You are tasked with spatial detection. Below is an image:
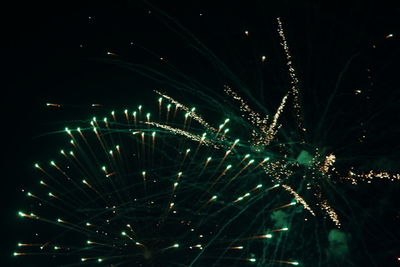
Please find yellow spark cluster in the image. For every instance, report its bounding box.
[344,170,400,185]
[318,197,341,228]
[320,154,336,174]
[224,86,288,147]
[155,90,217,132]
[144,121,221,149]
[276,17,305,134]
[282,185,316,216]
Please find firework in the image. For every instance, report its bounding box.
[15,100,301,266]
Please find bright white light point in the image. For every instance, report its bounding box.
[152,132,156,137]
[178,172,182,177]
[261,55,266,62]
[173,243,179,247]
[186,149,190,153]
[103,117,107,122]
[92,117,97,122]
[249,159,255,164]
[124,109,128,114]
[264,234,272,238]
[50,161,55,166]
[224,118,230,123]
[121,231,126,236]
[174,182,178,187]
[244,193,250,197]
[291,262,299,265]
[86,222,91,226]
[212,195,217,200]
[244,30,249,35]
[35,163,39,168]
[191,107,196,112]
[98,259,103,262]
[224,128,229,133]
[263,157,270,161]
[146,113,150,119]
[256,184,262,188]
[290,201,297,205]
[226,165,232,169]
[111,111,115,115]
[207,157,212,161]
[234,139,239,144]
[138,105,142,110]
[282,227,289,231]
[102,166,106,171]
[249,258,256,262]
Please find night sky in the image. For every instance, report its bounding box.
[3,1,400,266]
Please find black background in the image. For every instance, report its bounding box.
[3,0,400,266]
